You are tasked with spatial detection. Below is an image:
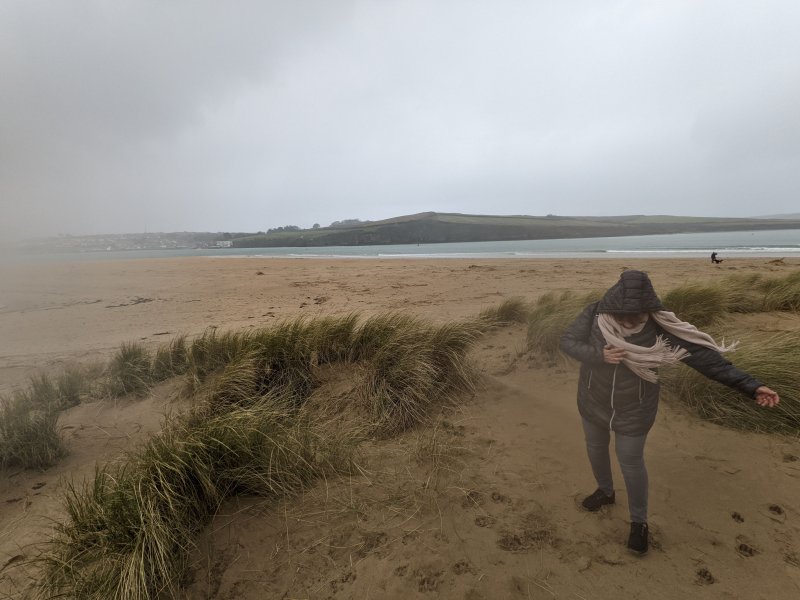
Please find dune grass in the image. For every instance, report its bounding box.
[183,320,323,401]
[526,290,602,358]
[662,330,800,434]
[105,342,153,397]
[661,282,730,327]
[53,367,90,409]
[662,271,800,326]
[39,396,354,600]
[27,369,90,411]
[183,313,481,432]
[0,366,96,470]
[478,297,531,326]
[150,335,189,382]
[36,310,484,598]
[358,317,482,434]
[759,271,800,312]
[0,388,64,470]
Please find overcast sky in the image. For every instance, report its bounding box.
[1,1,799,239]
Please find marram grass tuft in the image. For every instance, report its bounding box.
[38,396,354,600]
[663,329,800,434]
[478,297,531,327]
[36,309,486,598]
[105,341,152,397]
[526,290,602,358]
[0,389,64,470]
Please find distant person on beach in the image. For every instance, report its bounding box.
[711,252,722,263]
[559,270,779,556]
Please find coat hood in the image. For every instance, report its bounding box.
[597,270,664,314]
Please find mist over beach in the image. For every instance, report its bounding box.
[2,1,800,598]
[2,2,800,239]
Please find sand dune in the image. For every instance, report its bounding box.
[1,256,799,598]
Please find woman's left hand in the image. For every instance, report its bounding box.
[755,386,780,407]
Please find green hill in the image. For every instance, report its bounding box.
[232,212,800,248]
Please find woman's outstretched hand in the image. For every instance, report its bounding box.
[755,386,780,407]
[603,345,626,364]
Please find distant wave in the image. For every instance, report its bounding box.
[376,252,516,258]
[606,247,800,254]
[286,253,372,259]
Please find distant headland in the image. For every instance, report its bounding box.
[16,212,800,253]
[229,212,800,248]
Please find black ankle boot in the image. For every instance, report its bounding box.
[627,522,648,554]
[581,488,615,511]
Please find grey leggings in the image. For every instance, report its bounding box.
[582,417,649,523]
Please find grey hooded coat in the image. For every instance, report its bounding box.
[559,271,763,436]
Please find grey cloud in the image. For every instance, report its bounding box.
[2,1,799,239]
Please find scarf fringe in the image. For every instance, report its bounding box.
[650,311,739,353]
[597,311,736,383]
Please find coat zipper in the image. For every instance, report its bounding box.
[609,365,618,431]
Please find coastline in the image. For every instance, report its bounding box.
[7,227,800,263]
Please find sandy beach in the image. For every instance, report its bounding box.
[1,256,799,598]
[3,256,796,392]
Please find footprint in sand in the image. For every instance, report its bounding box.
[695,567,716,585]
[760,504,787,523]
[357,531,387,557]
[475,515,496,528]
[736,535,760,557]
[462,490,485,508]
[327,570,356,594]
[452,559,477,575]
[496,512,555,552]
[491,491,512,505]
[731,512,744,523]
[413,566,443,592]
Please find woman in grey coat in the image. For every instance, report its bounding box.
[559,270,780,555]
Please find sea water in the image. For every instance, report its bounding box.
[7,229,800,262]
